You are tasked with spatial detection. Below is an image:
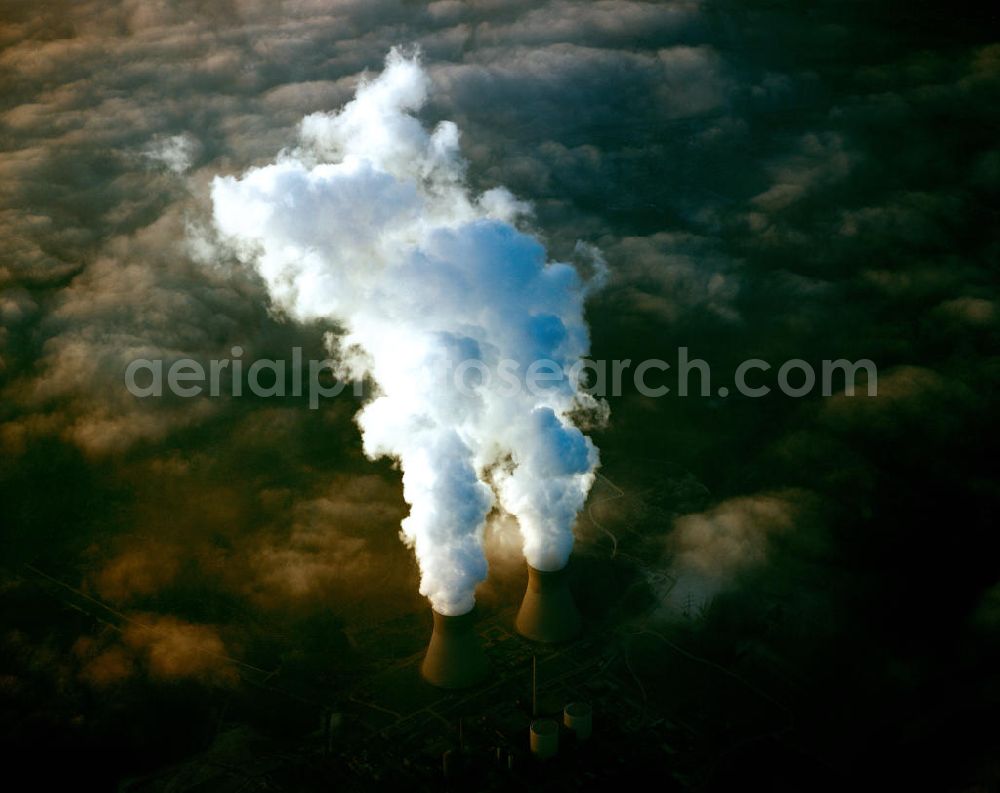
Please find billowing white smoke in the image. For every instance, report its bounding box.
[211,49,603,616]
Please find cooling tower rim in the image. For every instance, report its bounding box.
[564,701,591,717]
[430,607,478,631]
[526,562,570,577]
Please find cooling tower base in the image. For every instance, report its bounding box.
[515,564,581,643]
[421,608,489,689]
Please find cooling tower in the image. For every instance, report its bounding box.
[421,608,490,689]
[515,564,582,643]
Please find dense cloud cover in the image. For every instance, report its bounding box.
[1,0,998,787]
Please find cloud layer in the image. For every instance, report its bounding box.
[1,0,999,785]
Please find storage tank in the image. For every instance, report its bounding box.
[563,701,592,741]
[529,718,559,759]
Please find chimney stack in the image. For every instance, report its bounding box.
[515,564,581,643]
[421,608,489,689]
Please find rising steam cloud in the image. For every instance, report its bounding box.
[211,49,603,616]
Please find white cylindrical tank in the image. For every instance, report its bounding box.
[563,701,592,741]
[529,718,559,759]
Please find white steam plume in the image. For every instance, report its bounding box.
[211,49,603,615]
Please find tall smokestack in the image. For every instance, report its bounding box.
[515,564,581,643]
[421,609,489,689]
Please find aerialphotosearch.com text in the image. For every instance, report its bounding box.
[124,347,878,408]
